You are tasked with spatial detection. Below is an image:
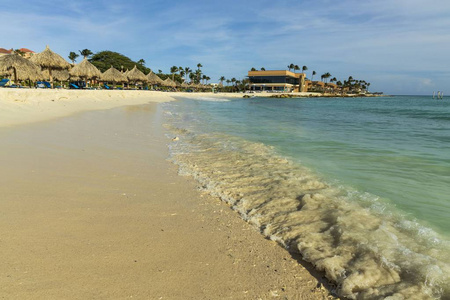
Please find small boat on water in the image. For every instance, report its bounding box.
[433,91,444,99]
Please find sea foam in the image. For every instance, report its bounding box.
[164,119,450,299]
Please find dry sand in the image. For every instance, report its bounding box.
[0,89,332,299]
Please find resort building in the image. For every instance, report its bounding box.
[18,48,35,58]
[0,48,12,56]
[0,47,35,58]
[247,70,306,92]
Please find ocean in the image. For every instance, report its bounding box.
[162,95,450,299]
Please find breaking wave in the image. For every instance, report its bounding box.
[164,121,450,299]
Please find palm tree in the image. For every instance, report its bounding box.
[79,49,93,59]
[219,76,225,85]
[311,71,316,81]
[206,76,211,84]
[302,65,308,74]
[201,74,207,84]
[251,67,256,71]
[179,69,185,80]
[196,64,202,83]
[184,67,191,82]
[261,67,266,71]
[137,59,145,66]
[194,69,202,83]
[158,69,162,74]
[288,63,295,71]
[68,52,79,65]
[226,79,231,86]
[322,72,331,83]
[170,66,178,81]
[189,72,196,82]
[294,65,300,73]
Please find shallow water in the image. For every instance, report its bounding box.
[163,96,450,299]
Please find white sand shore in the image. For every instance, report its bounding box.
[0,89,243,128]
[0,89,331,299]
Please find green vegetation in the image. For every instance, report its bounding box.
[79,49,93,59]
[88,51,151,74]
[68,52,79,65]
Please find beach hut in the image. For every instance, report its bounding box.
[69,58,102,85]
[41,69,70,88]
[42,69,70,81]
[30,46,70,88]
[126,65,147,88]
[0,53,41,84]
[101,66,128,88]
[162,77,177,88]
[146,71,164,86]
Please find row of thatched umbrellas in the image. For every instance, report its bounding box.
[0,46,211,89]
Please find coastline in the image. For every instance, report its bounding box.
[0,89,244,128]
[0,90,331,299]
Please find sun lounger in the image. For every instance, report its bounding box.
[36,81,51,88]
[70,83,80,89]
[103,84,111,89]
[0,78,10,87]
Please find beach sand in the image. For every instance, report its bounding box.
[0,89,331,299]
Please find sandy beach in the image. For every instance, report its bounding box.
[0,89,331,299]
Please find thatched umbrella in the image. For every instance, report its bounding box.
[181,81,189,88]
[126,65,147,87]
[0,53,41,84]
[42,69,69,81]
[30,45,70,88]
[146,71,164,85]
[163,77,177,88]
[41,69,69,88]
[69,58,102,85]
[101,66,128,88]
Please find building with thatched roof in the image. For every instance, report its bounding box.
[101,66,128,88]
[30,46,70,88]
[42,69,70,81]
[0,53,41,83]
[162,78,177,88]
[146,71,164,85]
[69,58,102,81]
[126,66,147,84]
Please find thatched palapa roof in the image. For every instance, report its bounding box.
[42,69,70,81]
[163,77,177,87]
[69,58,102,79]
[0,53,41,82]
[30,45,70,70]
[30,45,70,87]
[126,65,147,83]
[146,71,164,85]
[101,66,128,83]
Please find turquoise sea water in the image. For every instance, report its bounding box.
[163,95,450,299]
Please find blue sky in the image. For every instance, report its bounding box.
[1,0,449,95]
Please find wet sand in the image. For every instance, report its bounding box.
[0,91,331,299]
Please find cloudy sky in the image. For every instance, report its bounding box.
[2,0,449,95]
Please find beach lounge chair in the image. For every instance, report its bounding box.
[70,83,80,89]
[0,78,10,87]
[103,83,111,89]
[36,81,51,88]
